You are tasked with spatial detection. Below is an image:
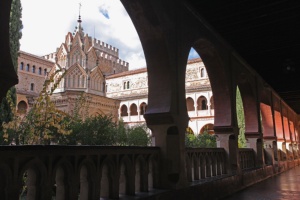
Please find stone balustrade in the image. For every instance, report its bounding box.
[238,148,256,170]
[0,145,160,200]
[185,148,227,181]
[1,145,299,200]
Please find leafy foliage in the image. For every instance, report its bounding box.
[185,130,217,148]
[63,115,117,145]
[2,69,71,145]
[236,87,247,148]
[125,124,151,146]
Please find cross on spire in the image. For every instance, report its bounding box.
[79,2,82,16]
[77,2,82,23]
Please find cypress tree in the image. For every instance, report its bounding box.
[0,0,23,142]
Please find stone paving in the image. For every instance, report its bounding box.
[222,165,300,200]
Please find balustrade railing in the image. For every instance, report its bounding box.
[278,149,287,161]
[238,148,255,170]
[0,145,160,200]
[185,148,227,182]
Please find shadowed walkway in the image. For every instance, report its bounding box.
[222,165,300,200]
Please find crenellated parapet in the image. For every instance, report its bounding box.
[93,38,119,57]
[97,50,129,74]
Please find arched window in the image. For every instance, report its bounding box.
[186,97,194,111]
[30,83,35,91]
[17,100,27,114]
[197,96,208,110]
[200,68,205,77]
[38,67,42,75]
[20,62,24,70]
[139,102,147,115]
[120,105,128,116]
[44,69,47,76]
[130,104,138,116]
[123,81,130,90]
[32,65,36,73]
[26,64,30,71]
[201,100,207,110]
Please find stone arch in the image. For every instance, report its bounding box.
[52,159,74,200]
[78,159,97,200]
[197,96,207,110]
[130,103,138,116]
[199,123,214,134]
[192,39,233,128]
[17,100,28,114]
[120,104,128,116]
[139,102,147,115]
[18,158,48,200]
[100,157,116,199]
[148,154,159,190]
[135,155,147,193]
[186,127,194,135]
[186,97,194,111]
[119,155,134,196]
[237,73,260,134]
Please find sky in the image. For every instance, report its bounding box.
[20,0,199,70]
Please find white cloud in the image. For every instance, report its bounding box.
[20,0,146,70]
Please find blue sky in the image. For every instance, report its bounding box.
[20,0,199,70]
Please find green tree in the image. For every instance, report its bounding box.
[236,87,247,148]
[2,70,71,145]
[185,130,217,148]
[64,115,117,145]
[126,124,151,146]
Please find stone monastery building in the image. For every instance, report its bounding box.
[16,15,214,134]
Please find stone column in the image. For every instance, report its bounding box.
[215,126,239,174]
[277,139,287,161]
[246,136,264,167]
[145,113,189,189]
[263,138,278,165]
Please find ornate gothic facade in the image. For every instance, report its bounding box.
[106,58,214,134]
[16,16,214,133]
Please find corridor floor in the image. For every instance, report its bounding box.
[222,165,300,200]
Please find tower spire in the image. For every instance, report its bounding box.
[78,2,82,23]
[73,2,84,36]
